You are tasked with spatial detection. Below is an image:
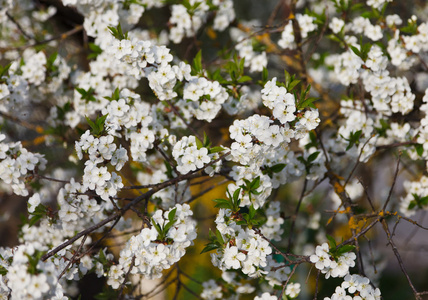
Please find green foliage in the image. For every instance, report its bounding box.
[85,114,108,137]
[283,69,301,93]
[28,204,47,228]
[350,42,372,61]
[224,54,252,85]
[304,131,319,150]
[151,208,177,241]
[212,187,241,211]
[76,87,96,102]
[108,23,128,40]
[297,151,320,173]
[240,176,262,202]
[262,163,286,178]
[200,228,225,254]
[191,50,203,76]
[342,130,362,151]
[236,204,264,228]
[26,251,44,275]
[0,63,11,83]
[326,235,355,259]
[46,52,58,73]
[415,144,424,157]
[88,43,103,60]
[0,265,7,276]
[104,88,121,101]
[295,84,318,110]
[374,119,390,137]
[195,132,225,154]
[408,194,428,210]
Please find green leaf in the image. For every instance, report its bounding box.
[287,79,301,91]
[192,50,203,75]
[168,207,177,222]
[46,52,58,72]
[307,151,320,163]
[237,75,252,83]
[297,96,318,110]
[415,144,424,157]
[215,229,224,244]
[200,242,221,254]
[0,265,6,276]
[96,114,108,128]
[408,201,417,210]
[163,219,176,233]
[195,136,203,149]
[262,67,268,83]
[249,205,256,219]
[203,132,211,147]
[232,188,241,204]
[337,245,356,256]
[98,249,108,264]
[76,87,96,102]
[108,23,128,40]
[284,69,291,86]
[0,63,11,79]
[212,198,233,209]
[208,146,225,154]
[345,130,362,151]
[326,235,337,249]
[271,164,286,173]
[250,176,261,190]
[164,160,173,179]
[88,43,102,59]
[151,218,163,236]
[105,88,120,101]
[28,214,43,227]
[208,228,216,240]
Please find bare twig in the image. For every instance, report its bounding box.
[287,178,308,252]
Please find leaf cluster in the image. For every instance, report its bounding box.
[108,23,128,40]
[195,132,225,154]
[151,208,177,242]
[326,235,355,260]
[85,114,108,137]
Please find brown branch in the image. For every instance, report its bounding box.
[287,177,308,252]
[382,153,401,211]
[381,219,421,300]
[58,234,88,280]
[41,151,231,261]
[0,25,83,52]
[6,12,35,41]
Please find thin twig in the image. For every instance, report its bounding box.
[382,153,401,211]
[6,12,35,41]
[0,25,83,52]
[58,235,88,280]
[117,256,136,300]
[287,178,308,252]
[381,220,421,300]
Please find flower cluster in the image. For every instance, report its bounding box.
[231,25,268,73]
[278,14,318,50]
[172,135,212,174]
[0,134,46,196]
[3,0,428,298]
[310,243,356,279]
[324,274,381,300]
[107,204,197,287]
[211,209,272,276]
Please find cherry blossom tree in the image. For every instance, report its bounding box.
[1,0,428,299]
